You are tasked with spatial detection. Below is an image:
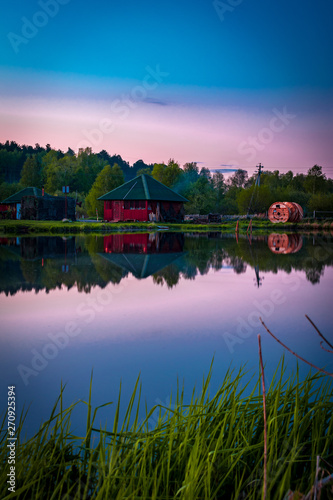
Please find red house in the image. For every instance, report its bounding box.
[98,174,188,222]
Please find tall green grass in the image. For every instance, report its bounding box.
[1,360,332,499]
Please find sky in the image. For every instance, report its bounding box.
[1,0,333,176]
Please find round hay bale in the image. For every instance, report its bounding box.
[268,202,290,223]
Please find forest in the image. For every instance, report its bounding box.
[0,140,332,217]
[1,233,332,295]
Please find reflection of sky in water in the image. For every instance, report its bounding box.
[0,234,332,437]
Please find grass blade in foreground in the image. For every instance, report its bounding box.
[0,360,332,499]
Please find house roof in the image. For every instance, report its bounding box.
[98,252,185,279]
[98,174,188,202]
[1,187,51,204]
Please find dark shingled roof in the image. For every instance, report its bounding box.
[98,174,188,202]
[1,187,52,204]
[98,252,185,279]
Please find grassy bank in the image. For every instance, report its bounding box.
[1,362,332,499]
[0,219,332,236]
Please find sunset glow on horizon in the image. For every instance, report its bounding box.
[1,0,332,176]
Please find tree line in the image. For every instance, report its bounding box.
[1,233,332,295]
[0,141,332,217]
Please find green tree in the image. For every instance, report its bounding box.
[133,159,152,176]
[0,149,25,183]
[237,185,274,214]
[85,164,124,217]
[304,165,327,194]
[137,167,152,176]
[219,197,239,215]
[212,172,226,212]
[308,193,333,213]
[199,167,211,179]
[290,173,306,192]
[279,170,294,188]
[227,169,248,188]
[44,155,76,194]
[20,156,42,187]
[220,186,241,215]
[184,176,216,214]
[163,160,183,187]
[75,148,106,194]
[0,182,23,202]
[151,163,166,183]
[182,162,199,183]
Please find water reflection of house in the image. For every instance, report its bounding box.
[0,236,76,261]
[20,237,76,260]
[103,232,184,254]
[98,174,188,222]
[99,232,186,279]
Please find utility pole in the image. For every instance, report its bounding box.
[255,163,264,187]
[247,163,264,216]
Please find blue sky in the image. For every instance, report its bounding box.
[1,0,332,174]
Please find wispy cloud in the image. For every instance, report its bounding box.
[214,168,239,173]
[143,97,168,106]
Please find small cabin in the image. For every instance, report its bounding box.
[0,187,44,219]
[0,187,75,220]
[98,174,188,222]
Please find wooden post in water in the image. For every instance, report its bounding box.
[235,220,239,243]
[247,219,252,236]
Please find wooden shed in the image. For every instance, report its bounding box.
[98,174,188,222]
[0,187,75,220]
[0,187,45,219]
[21,194,75,221]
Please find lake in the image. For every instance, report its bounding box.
[0,231,332,437]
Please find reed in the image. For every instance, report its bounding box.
[1,360,332,499]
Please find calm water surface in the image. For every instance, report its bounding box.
[0,232,332,436]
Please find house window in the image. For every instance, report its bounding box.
[124,200,146,209]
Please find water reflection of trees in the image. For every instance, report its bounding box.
[0,232,332,294]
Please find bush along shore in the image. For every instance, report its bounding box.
[1,360,333,499]
[0,218,332,236]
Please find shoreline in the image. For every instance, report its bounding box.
[0,219,332,236]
